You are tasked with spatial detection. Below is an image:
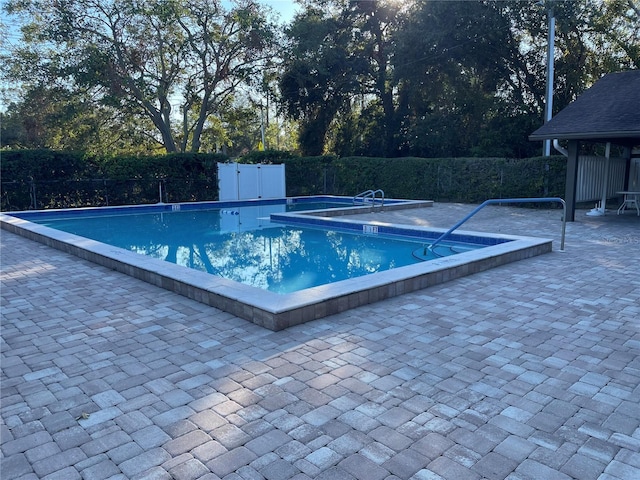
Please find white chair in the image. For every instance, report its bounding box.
[617,192,640,216]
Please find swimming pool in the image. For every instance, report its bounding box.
[18,204,484,294]
[1,196,552,330]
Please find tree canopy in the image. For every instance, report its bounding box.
[2,0,280,153]
[279,0,639,157]
[2,0,638,157]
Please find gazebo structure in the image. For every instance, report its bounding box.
[529,70,640,221]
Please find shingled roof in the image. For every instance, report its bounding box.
[529,70,640,144]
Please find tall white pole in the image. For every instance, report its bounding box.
[543,5,555,156]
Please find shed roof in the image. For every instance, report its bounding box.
[529,70,640,144]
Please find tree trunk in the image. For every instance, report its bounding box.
[159,122,178,153]
[190,91,211,153]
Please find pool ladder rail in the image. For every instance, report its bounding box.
[354,189,385,209]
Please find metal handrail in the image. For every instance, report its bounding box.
[372,189,385,207]
[428,197,566,252]
[354,190,374,204]
[354,189,385,208]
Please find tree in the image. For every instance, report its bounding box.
[590,0,640,70]
[0,85,159,154]
[281,0,637,158]
[3,0,279,153]
[348,0,407,156]
[279,0,406,156]
[392,0,532,157]
[279,4,364,155]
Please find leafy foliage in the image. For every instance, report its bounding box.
[2,0,637,158]
[280,0,638,158]
[1,150,566,211]
[0,150,227,210]
[281,155,568,202]
[3,0,280,153]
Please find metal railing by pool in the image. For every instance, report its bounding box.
[353,189,385,208]
[427,197,566,252]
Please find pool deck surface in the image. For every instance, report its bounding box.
[1,203,639,480]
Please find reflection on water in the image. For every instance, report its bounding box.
[174,227,411,293]
[37,208,426,293]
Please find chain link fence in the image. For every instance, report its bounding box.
[1,156,566,211]
[1,176,217,211]
[285,156,567,204]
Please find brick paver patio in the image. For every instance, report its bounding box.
[1,203,639,479]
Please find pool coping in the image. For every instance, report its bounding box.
[1,200,552,331]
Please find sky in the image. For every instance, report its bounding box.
[260,0,300,22]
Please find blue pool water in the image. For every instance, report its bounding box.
[21,202,486,294]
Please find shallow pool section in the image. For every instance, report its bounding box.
[1,197,552,330]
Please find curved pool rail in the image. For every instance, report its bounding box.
[427,197,566,252]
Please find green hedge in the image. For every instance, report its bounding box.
[281,156,567,202]
[1,149,567,211]
[0,150,228,210]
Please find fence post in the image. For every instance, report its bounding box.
[29,178,37,210]
[544,163,550,197]
[103,179,109,206]
[323,168,327,194]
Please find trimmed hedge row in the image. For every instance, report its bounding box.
[1,149,567,211]
[236,151,567,202]
[1,150,227,210]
